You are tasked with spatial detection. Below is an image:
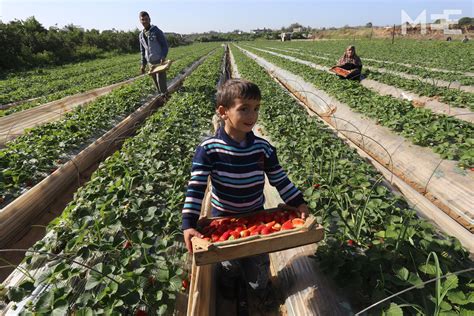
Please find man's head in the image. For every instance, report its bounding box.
[139,11,151,29]
[216,79,261,134]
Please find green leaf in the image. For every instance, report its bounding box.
[382,303,403,316]
[85,272,102,290]
[157,267,170,282]
[447,290,469,305]
[158,304,168,315]
[394,266,409,281]
[419,262,437,276]
[7,286,25,302]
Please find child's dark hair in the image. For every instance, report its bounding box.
[216,79,261,109]
[139,11,150,18]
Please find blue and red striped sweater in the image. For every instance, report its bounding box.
[182,127,305,230]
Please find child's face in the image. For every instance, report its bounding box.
[219,98,260,135]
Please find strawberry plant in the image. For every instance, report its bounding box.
[0,43,218,116]
[257,45,474,111]
[0,44,217,207]
[1,48,224,313]
[244,46,474,168]
[232,45,473,315]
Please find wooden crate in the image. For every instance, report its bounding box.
[191,208,324,266]
[329,66,356,78]
[148,59,172,74]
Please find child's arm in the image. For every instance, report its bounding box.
[265,146,308,218]
[182,145,211,252]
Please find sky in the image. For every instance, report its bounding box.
[0,0,472,34]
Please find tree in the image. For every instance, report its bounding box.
[366,22,373,28]
[458,17,473,25]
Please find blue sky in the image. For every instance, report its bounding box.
[0,0,472,33]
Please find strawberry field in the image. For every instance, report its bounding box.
[0,35,472,316]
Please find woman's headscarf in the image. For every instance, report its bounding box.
[338,45,362,66]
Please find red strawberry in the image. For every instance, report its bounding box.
[240,229,250,238]
[265,220,276,228]
[219,231,231,242]
[229,231,240,240]
[272,223,282,231]
[346,240,355,247]
[261,227,273,235]
[135,309,148,316]
[250,230,260,236]
[292,218,305,227]
[248,225,258,232]
[182,279,189,290]
[313,183,321,189]
[282,220,294,230]
[264,213,273,223]
[211,234,220,242]
[148,276,156,286]
[123,240,132,249]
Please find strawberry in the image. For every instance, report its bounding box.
[123,240,132,249]
[211,234,220,242]
[264,213,274,223]
[203,237,211,242]
[248,225,258,232]
[135,310,148,316]
[148,276,156,286]
[229,231,240,240]
[219,231,231,242]
[240,229,250,238]
[272,223,282,231]
[182,279,189,290]
[234,226,244,233]
[313,183,321,189]
[292,218,305,227]
[282,220,294,230]
[250,230,260,236]
[265,220,276,228]
[256,224,266,233]
[261,227,273,235]
[346,240,355,247]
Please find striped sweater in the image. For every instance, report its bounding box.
[182,127,305,230]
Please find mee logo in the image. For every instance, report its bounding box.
[401,10,463,35]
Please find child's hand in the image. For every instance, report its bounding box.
[184,228,204,254]
[297,203,309,219]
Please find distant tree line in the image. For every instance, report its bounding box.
[0,17,188,72]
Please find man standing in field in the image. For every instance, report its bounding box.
[139,11,169,94]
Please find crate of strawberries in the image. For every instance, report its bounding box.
[191,207,324,266]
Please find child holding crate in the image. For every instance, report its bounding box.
[182,79,308,312]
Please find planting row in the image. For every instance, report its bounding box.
[1,48,224,314]
[0,44,216,116]
[231,45,473,315]
[272,39,474,73]
[0,43,218,207]
[273,44,474,86]
[258,44,474,110]
[244,46,474,168]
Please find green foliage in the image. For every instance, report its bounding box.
[232,45,473,314]
[244,46,474,168]
[0,44,218,207]
[4,47,223,313]
[0,16,188,72]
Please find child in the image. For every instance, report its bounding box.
[182,79,308,311]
